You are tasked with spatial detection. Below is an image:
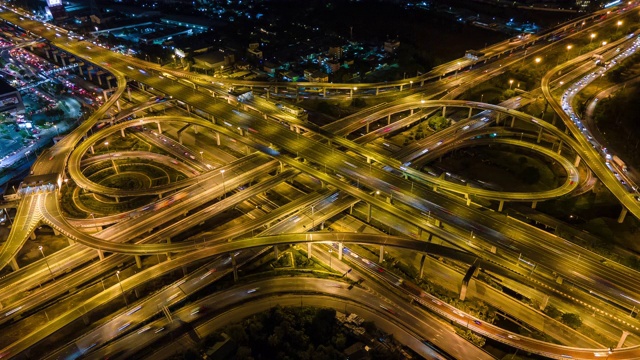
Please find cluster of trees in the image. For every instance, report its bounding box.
[221,306,350,360]
[544,304,583,329]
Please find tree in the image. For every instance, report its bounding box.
[561,313,582,329]
[544,304,562,319]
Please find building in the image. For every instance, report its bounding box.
[263,61,278,75]
[383,39,400,53]
[247,47,263,59]
[305,70,329,83]
[343,342,370,360]
[0,79,24,116]
[193,50,234,70]
[328,45,343,59]
[327,60,341,73]
[160,15,218,32]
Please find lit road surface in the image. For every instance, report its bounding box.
[89,277,492,360]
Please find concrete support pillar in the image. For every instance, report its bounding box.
[232,253,238,282]
[442,106,446,117]
[618,207,628,224]
[10,257,19,271]
[539,295,549,311]
[574,155,581,167]
[68,238,75,245]
[116,99,121,111]
[468,107,473,119]
[165,238,172,260]
[557,140,562,155]
[537,127,543,143]
[127,87,132,102]
[120,128,125,138]
[30,232,36,240]
[157,122,162,134]
[98,250,105,260]
[273,245,279,260]
[322,88,326,97]
[307,243,312,259]
[496,113,501,125]
[366,202,371,223]
[617,330,630,348]
[498,200,504,212]
[465,195,471,206]
[215,132,221,146]
[366,121,370,133]
[434,219,441,227]
[135,255,142,269]
[410,108,414,115]
[460,264,478,301]
[366,156,372,164]
[379,246,384,263]
[419,254,426,279]
[338,243,343,260]
[53,228,60,236]
[532,201,537,209]
[387,114,391,125]
[102,89,108,101]
[349,89,353,97]
[510,116,515,128]
[375,87,379,96]
[399,84,404,91]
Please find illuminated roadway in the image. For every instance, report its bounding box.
[3,4,640,359]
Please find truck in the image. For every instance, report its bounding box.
[612,155,628,172]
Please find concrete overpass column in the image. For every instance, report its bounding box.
[618,207,628,223]
[366,121,370,133]
[30,232,36,240]
[10,257,19,271]
[135,256,143,269]
[366,156,372,164]
[97,250,105,260]
[496,113,501,125]
[379,246,384,263]
[410,108,414,115]
[574,155,581,167]
[557,140,562,155]
[116,99,121,111]
[617,331,630,348]
[387,114,391,125]
[419,254,426,279]
[232,253,238,282]
[338,243,343,260]
[295,87,300,102]
[53,228,60,236]
[468,107,473,119]
[366,202,371,223]
[120,128,125,138]
[102,89,109,102]
[67,238,75,245]
[307,243,312,259]
[434,219,441,227]
[460,264,478,301]
[442,106,446,117]
[536,128,543,143]
[165,238,172,260]
[498,200,504,212]
[90,145,95,154]
[157,122,162,134]
[375,87,379,96]
[215,132,221,146]
[532,201,537,209]
[322,88,326,97]
[539,295,549,310]
[510,116,516,128]
[273,245,279,260]
[399,84,404,91]
[465,195,471,206]
[127,87,132,102]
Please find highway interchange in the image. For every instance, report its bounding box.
[2,3,640,359]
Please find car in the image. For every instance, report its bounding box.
[247,288,259,294]
[473,320,482,325]
[507,334,519,340]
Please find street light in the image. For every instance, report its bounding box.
[409,80,413,89]
[220,169,226,198]
[104,141,110,152]
[115,270,128,307]
[38,246,53,278]
[509,79,514,89]
[199,151,203,161]
[534,57,541,64]
[617,20,623,33]
[590,33,596,44]
[602,41,607,47]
